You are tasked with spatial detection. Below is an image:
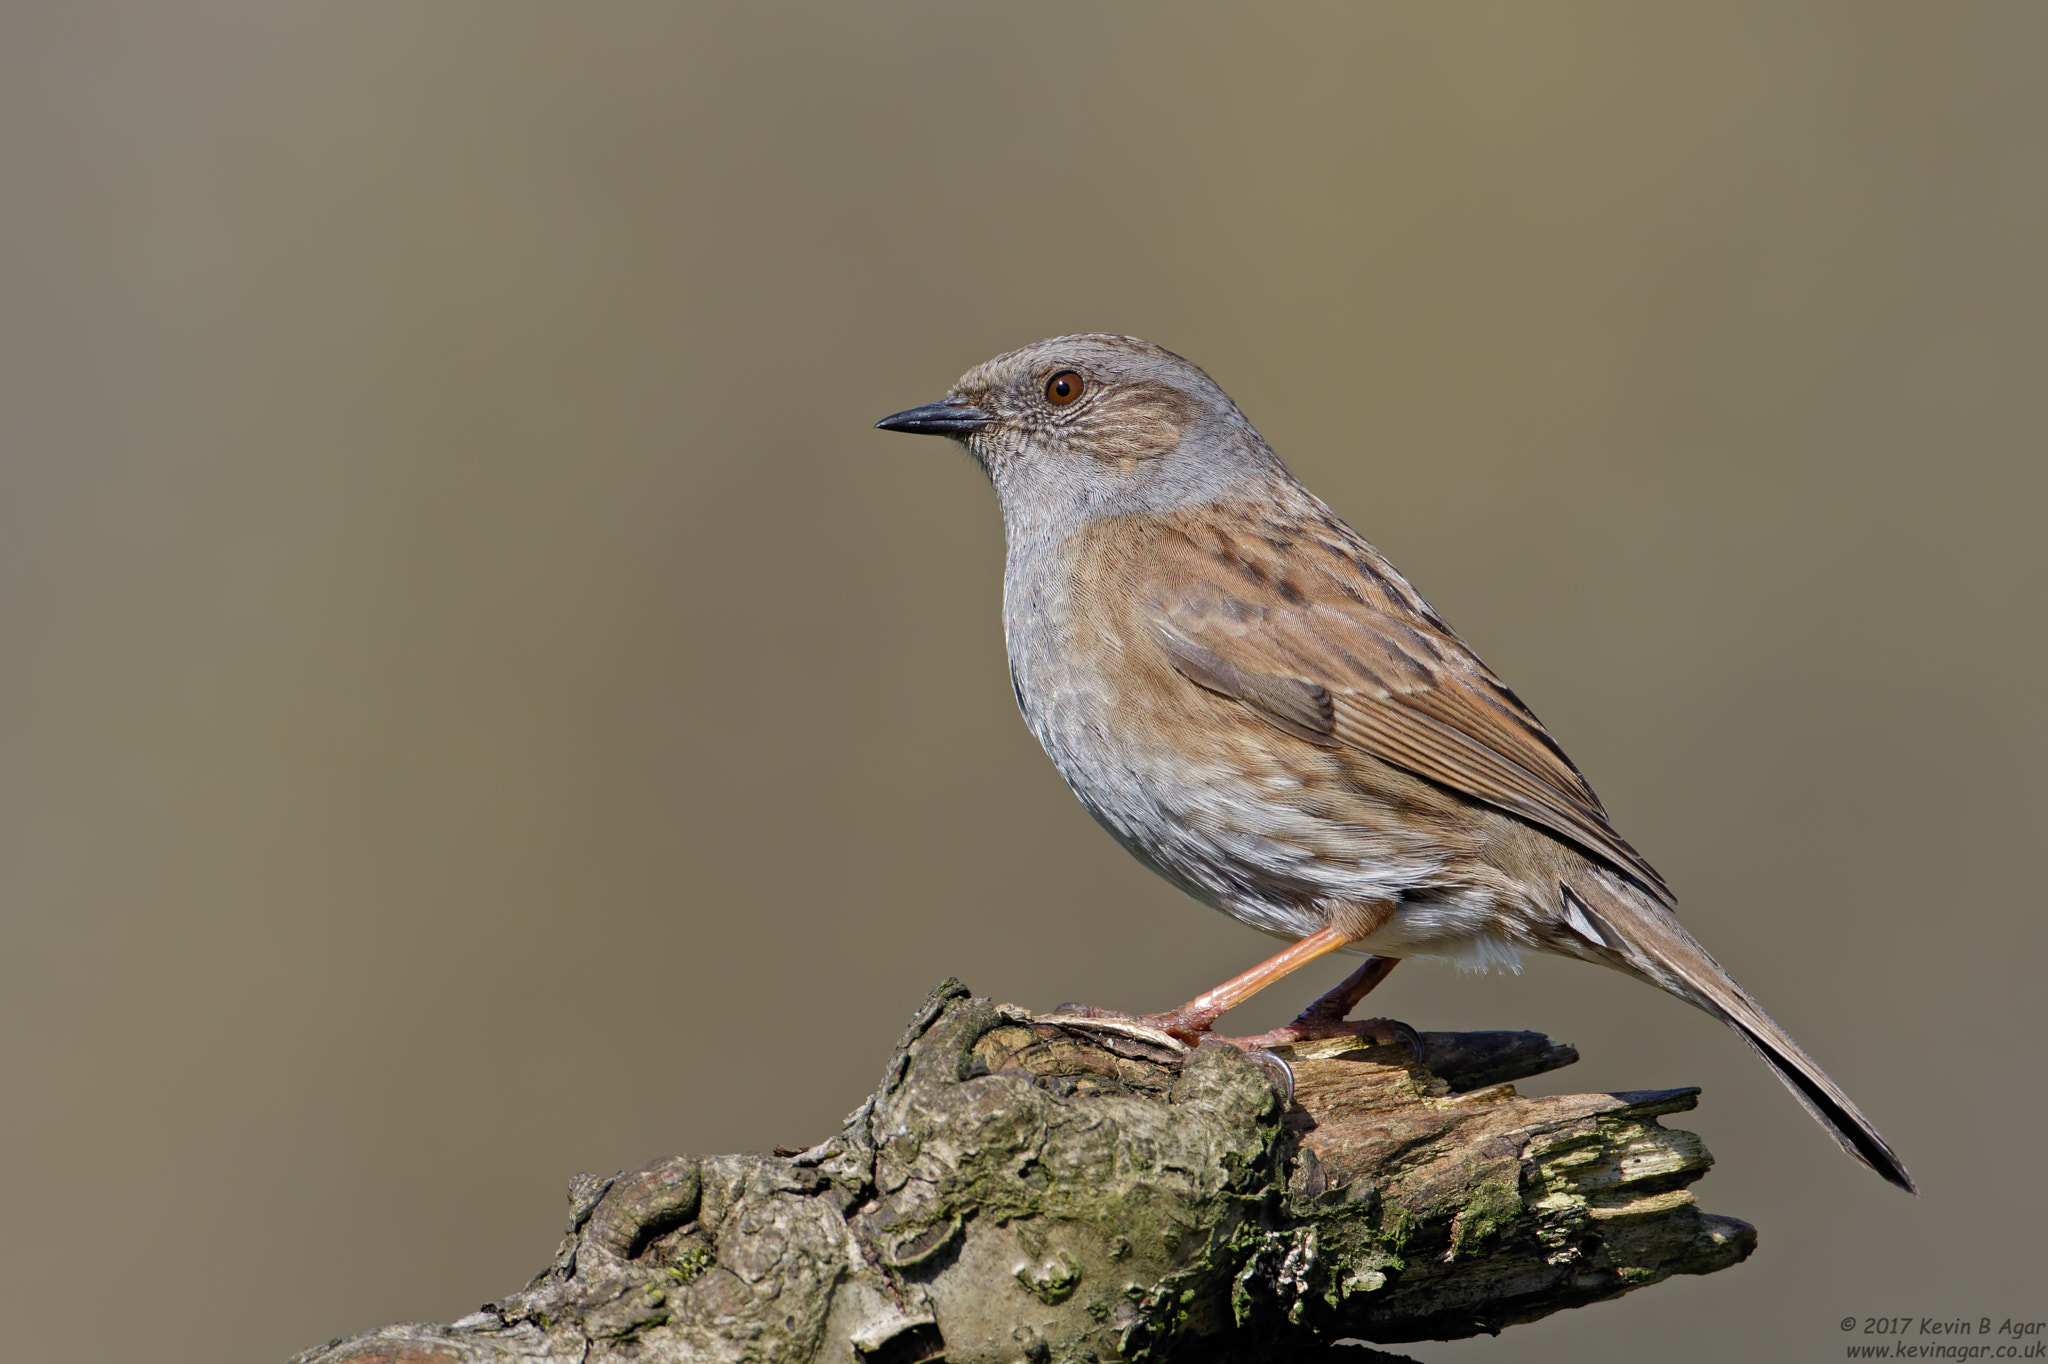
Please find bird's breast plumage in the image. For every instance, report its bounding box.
[1000,504,1495,946]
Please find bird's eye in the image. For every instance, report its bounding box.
[1045,370,1084,406]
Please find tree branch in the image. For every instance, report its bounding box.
[292,980,1754,1363]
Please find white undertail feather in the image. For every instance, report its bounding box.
[1428,932,1526,975]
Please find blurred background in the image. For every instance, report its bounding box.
[3,4,2043,1361]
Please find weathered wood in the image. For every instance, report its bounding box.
[291,981,1754,1364]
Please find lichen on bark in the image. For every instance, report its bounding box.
[292,979,1754,1364]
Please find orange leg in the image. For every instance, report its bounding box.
[1056,905,1410,1048]
[1152,925,1357,1038]
[1236,955,1419,1056]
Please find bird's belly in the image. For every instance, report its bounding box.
[1014,655,1463,943]
[1002,557,1529,965]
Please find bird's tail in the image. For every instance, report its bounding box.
[1565,875,1917,1194]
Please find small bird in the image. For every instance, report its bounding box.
[877,334,1913,1193]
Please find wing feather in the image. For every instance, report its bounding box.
[1142,513,1673,905]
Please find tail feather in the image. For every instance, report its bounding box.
[1569,876,1917,1195]
[1727,1013,1917,1194]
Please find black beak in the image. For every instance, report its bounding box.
[875,399,994,437]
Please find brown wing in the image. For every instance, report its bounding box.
[1135,507,1674,906]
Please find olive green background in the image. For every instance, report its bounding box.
[3,5,2043,1361]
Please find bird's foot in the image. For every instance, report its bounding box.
[1229,1014,1427,1061]
[1191,1016,1423,1110]
[1049,1005,1297,1104]
[1049,1001,1226,1047]
[1045,1002,1298,1097]
[1046,998,1422,1062]
[1210,953,1423,1058]
[1043,1003,1419,1110]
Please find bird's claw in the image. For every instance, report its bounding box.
[1344,1016,1426,1063]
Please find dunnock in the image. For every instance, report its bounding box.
[878,334,1912,1193]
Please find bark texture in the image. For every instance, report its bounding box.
[292,980,1754,1364]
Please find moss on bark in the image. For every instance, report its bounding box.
[292,980,1753,1364]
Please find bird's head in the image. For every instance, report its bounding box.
[877,334,1286,535]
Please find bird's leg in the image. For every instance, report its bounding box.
[1287,955,1400,1029]
[1232,955,1423,1057]
[1052,925,1355,1041]
[1137,925,1357,1042]
[1052,902,1419,1055]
